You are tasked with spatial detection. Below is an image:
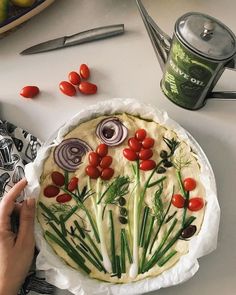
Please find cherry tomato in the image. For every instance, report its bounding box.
[51,171,65,186]
[85,165,101,179]
[128,137,142,152]
[88,152,101,167]
[68,71,81,85]
[44,185,60,198]
[142,137,155,149]
[78,81,97,95]
[172,194,185,208]
[183,178,197,191]
[59,81,76,96]
[100,155,112,168]
[139,159,156,171]
[138,149,153,160]
[80,64,90,79]
[20,86,39,98]
[96,144,108,157]
[56,193,72,203]
[68,177,79,191]
[101,167,114,180]
[123,148,138,161]
[188,197,204,211]
[135,129,147,141]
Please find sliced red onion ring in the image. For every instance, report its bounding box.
[96,117,128,146]
[54,138,92,172]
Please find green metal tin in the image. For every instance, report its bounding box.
[161,12,236,110]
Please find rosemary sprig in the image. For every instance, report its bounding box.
[143,216,196,272]
[109,210,116,273]
[153,183,164,225]
[139,206,149,247]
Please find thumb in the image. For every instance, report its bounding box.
[16,198,35,247]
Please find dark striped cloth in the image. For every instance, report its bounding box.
[0,120,54,295]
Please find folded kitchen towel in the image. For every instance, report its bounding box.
[0,120,54,295]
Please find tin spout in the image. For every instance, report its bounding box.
[136,0,172,71]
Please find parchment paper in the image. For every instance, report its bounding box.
[25,98,220,295]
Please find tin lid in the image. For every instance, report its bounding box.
[175,12,236,61]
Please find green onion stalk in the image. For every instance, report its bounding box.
[95,178,112,273]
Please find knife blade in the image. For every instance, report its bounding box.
[20,24,124,55]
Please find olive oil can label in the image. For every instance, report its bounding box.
[161,36,218,109]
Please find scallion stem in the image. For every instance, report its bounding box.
[38,202,60,224]
[182,191,190,227]
[121,228,133,263]
[139,206,149,247]
[76,245,104,272]
[59,215,67,237]
[157,250,178,267]
[109,210,116,273]
[74,220,85,239]
[120,229,126,273]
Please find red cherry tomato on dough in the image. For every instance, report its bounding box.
[68,71,81,85]
[128,137,142,152]
[172,194,185,208]
[56,193,72,203]
[138,149,153,160]
[183,178,197,191]
[20,86,39,98]
[142,137,155,149]
[96,144,108,157]
[123,148,138,161]
[139,159,156,171]
[88,152,101,167]
[135,129,147,141]
[44,185,60,198]
[101,167,114,180]
[78,81,97,95]
[85,165,101,179]
[68,177,79,191]
[80,64,90,79]
[59,81,76,96]
[51,171,65,186]
[188,197,204,211]
[100,155,112,168]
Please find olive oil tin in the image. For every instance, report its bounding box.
[161,12,236,110]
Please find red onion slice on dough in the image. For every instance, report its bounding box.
[54,138,92,172]
[96,117,128,146]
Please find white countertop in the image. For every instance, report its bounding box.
[1,0,236,294]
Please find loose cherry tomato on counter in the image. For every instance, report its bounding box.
[78,81,97,95]
[135,129,147,141]
[172,194,185,208]
[100,155,112,168]
[67,177,79,191]
[101,167,114,180]
[139,159,156,171]
[142,137,155,149]
[20,86,39,98]
[188,197,204,211]
[123,148,138,161]
[68,71,81,85]
[59,81,76,96]
[44,185,60,198]
[56,193,72,203]
[183,178,197,191]
[80,64,90,79]
[86,165,101,179]
[138,149,153,160]
[128,137,142,152]
[96,144,108,157]
[51,171,65,186]
[88,152,101,167]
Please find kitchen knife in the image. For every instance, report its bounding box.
[20,24,124,55]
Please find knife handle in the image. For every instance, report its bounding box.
[64,24,124,46]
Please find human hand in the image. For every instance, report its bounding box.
[0,179,35,295]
